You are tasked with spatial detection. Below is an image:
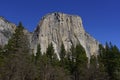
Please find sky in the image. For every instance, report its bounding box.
[0,0,120,48]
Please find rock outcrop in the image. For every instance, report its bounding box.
[31,12,99,59]
[0,17,16,47]
[0,17,32,48]
[0,13,99,59]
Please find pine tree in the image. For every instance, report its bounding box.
[99,43,120,80]
[35,44,41,64]
[60,42,66,65]
[0,22,36,80]
[46,43,54,62]
[75,44,87,65]
[87,55,109,80]
[36,44,41,57]
[0,46,4,67]
[75,44,88,80]
[66,44,88,80]
[5,22,29,54]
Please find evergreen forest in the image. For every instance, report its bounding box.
[0,23,120,80]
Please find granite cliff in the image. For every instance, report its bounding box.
[0,17,16,47]
[0,13,99,59]
[31,12,99,59]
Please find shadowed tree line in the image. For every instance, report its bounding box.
[0,22,120,80]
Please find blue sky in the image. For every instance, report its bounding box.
[0,0,120,48]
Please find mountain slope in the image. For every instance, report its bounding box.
[0,17,16,47]
[0,13,99,59]
[31,12,99,59]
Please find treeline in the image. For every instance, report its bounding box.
[0,23,120,80]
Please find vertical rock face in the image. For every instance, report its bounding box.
[31,12,99,59]
[0,13,99,59]
[0,17,16,47]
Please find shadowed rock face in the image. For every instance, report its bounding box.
[0,17,16,47]
[31,12,99,59]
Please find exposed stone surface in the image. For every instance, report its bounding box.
[23,29,33,45]
[0,13,99,59]
[0,17,16,47]
[31,12,99,59]
[0,17,32,48]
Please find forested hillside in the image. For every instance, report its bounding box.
[0,23,120,80]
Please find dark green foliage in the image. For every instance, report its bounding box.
[75,44,87,65]
[63,44,88,80]
[88,56,109,80]
[0,24,120,80]
[36,44,41,57]
[34,44,70,80]
[73,44,88,80]
[60,42,66,62]
[99,43,120,80]
[0,22,36,80]
[46,43,54,62]
[35,44,41,64]
[4,22,29,54]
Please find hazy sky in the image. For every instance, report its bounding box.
[0,0,120,48]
